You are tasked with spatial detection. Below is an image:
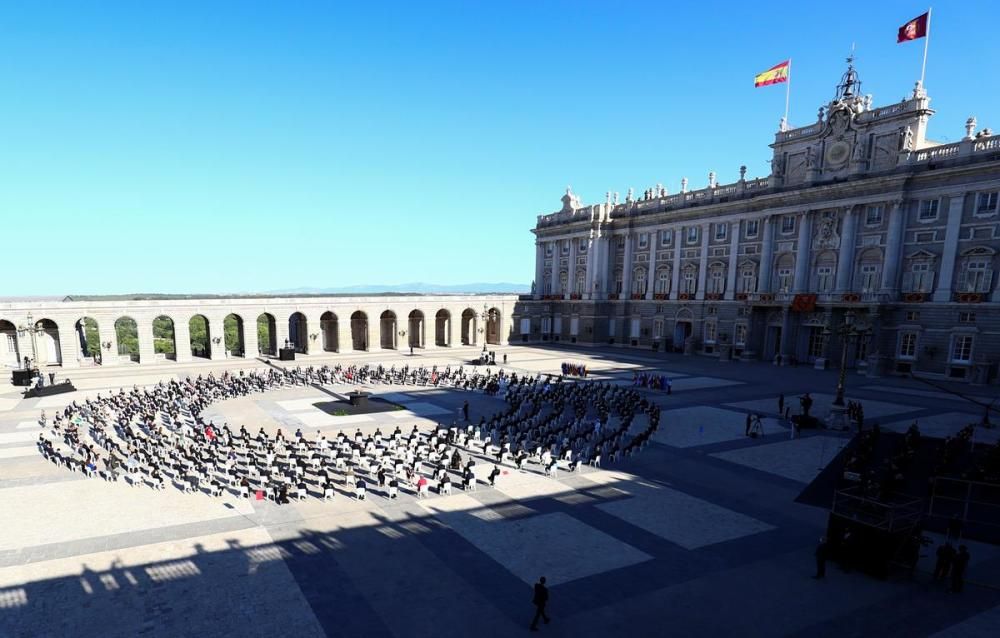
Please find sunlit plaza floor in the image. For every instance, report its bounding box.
[2,345,1000,637]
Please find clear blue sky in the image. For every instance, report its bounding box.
[2,1,996,295]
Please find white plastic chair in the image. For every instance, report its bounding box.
[355,485,366,500]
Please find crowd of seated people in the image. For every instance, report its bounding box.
[37,363,659,503]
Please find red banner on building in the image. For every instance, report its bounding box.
[791,294,817,312]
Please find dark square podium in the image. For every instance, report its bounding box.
[279,348,296,361]
[347,391,370,408]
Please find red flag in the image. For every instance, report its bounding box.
[898,12,929,43]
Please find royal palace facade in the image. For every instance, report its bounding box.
[512,66,1000,385]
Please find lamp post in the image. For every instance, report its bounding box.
[16,313,44,369]
[479,304,492,353]
[823,310,872,429]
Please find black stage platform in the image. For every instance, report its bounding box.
[23,381,77,399]
[347,391,370,408]
[279,348,296,361]
[11,369,38,387]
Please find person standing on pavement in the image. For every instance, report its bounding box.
[530,576,550,630]
[950,546,970,593]
[813,537,828,579]
[462,400,470,422]
[778,393,785,416]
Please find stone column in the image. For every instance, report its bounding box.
[724,221,740,300]
[621,233,633,297]
[758,216,774,293]
[57,324,80,368]
[583,233,595,300]
[793,211,813,293]
[880,200,906,297]
[96,318,122,366]
[933,194,966,303]
[548,241,559,297]
[779,308,792,363]
[209,315,229,360]
[174,320,192,363]
[137,317,157,364]
[274,315,290,353]
[534,242,544,300]
[835,206,858,293]
[567,237,577,299]
[695,223,709,300]
[596,235,611,299]
[670,227,682,300]
[337,318,352,353]
[645,233,658,300]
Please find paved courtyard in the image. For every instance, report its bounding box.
[1,345,999,637]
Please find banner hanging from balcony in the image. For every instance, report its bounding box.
[791,294,817,312]
[754,60,790,88]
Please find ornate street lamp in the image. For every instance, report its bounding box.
[479,304,492,352]
[16,313,45,368]
[823,310,872,429]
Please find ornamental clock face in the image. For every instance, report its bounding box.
[826,140,850,166]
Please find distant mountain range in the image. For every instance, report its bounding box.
[265,282,530,295]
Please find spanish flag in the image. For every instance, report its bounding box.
[754,60,790,88]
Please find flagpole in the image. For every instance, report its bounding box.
[919,7,932,91]
[784,59,792,127]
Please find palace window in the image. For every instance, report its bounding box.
[816,266,834,292]
[905,311,920,321]
[976,192,998,216]
[561,241,570,255]
[859,264,881,292]
[865,205,884,226]
[745,219,759,238]
[903,262,934,293]
[715,224,727,241]
[546,243,553,256]
[958,257,994,293]
[616,235,625,249]
[780,216,796,234]
[734,323,747,346]
[738,265,757,293]
[682,267,697,294]
[574,271,586,295]
[899,332,918,359]
[855,334,869,362]
[704,321,717,343]
[653,319,663,339]
[614,270,623,294]
[638,233,649,250]
[951,335,973,364]
[654,268,671,294]
[559,271,569,293]
[687,227,699,244]
[660,230,672,247]
[777,267,792,292]
[579,238,588,252]
[918,199,940,221]
[958,311,976,324]
[707,265,725,294]
[632,267,648,295]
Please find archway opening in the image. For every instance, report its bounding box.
[31,319,62,366]
[408,310,424,349]
[224,314,244,357]
[486,307,501,345]
[75,317,100,364]
[320,311,338,352]
[380,310,397,349]
[114,317,139,363]
[189,315,211,359]
[153,316,176,361]
[1,320,20,368]
[435,310,451,347]
[257,313,277,356]
[461,308,476,346]
[350,311,368,351]
[288,312,308,353]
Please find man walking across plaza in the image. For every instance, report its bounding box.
[462,400,470,422]
[530,576,550,631]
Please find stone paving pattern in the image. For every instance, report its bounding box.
[1,345,999,637]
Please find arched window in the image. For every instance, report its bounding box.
[558,270,569,295]
[855,249,883,292]
[682,264,697,294]
[774,254,794,292]
[902,251,936,293]
[632,267,647,295]
[813,251,837,292]
[574,269,586,294]
[542,270,552,295]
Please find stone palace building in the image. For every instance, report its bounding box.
[512,64,1000,385]
[1,294,515,370]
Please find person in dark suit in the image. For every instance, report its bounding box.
[462,400,470,422]
[950,545,970,593]
[530,576,550,630]
[813,537,828,579]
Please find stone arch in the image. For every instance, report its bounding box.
[31,318,62,366]
[435,309,451,347]
[288,312,308,353]
[152,315,176,360]
[320,311,338,352]
[351,311,368,351]
[0,319,21,368]
[75,317,100,360]
[407,310,425,349]
[461,308,477,346]
[380,310,397,349]
[223,314,246,357]
[189,314,211,359]
[486,307,501,345]
[115,316,140,362]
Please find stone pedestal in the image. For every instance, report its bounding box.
[813,357,829,370]
[826,403,851,431]
[718,344,733,362]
